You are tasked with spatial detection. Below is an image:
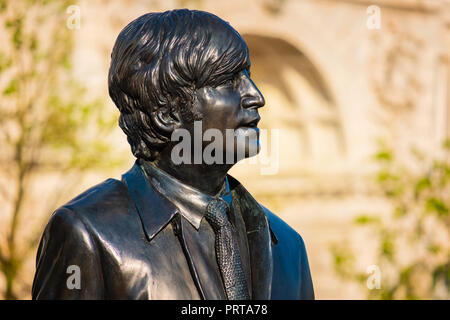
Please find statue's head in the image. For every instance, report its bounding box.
[108,9,265,163]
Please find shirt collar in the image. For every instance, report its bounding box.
[139,161,232,229]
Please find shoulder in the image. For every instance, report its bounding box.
[47,178,132,236]
[261,206,315,300]
[64,178,129,212]
[260,205,306,249]
[227,174,306,249]
[41,206,97,257]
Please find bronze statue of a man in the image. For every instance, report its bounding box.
[32,9,314,300]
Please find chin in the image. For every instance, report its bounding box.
[234,136,260,162]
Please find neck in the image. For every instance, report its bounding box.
[149,153,234,196]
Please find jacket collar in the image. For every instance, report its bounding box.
[139,160,232,230]
[122,161,178,241]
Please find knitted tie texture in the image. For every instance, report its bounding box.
[205,198,250,300]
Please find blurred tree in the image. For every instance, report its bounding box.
[0,0,123,299]
[331,141,450,299]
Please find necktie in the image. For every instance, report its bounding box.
[205,198,250,300]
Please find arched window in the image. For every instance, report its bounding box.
[232,34,346,180]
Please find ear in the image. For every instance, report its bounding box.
[151,106,182,134]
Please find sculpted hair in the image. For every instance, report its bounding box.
[108,9,250,160]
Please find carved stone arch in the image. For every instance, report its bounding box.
[241,33,346,175]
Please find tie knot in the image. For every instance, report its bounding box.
[205,198,230,231]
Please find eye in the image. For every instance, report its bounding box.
[222,77,235,87]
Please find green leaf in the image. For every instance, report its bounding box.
[354,214,380,225]
[443,139,450,150]
[414,176,431,198]
[0,0,7,12]
[3,79,18,95]
[393,206,407,218]
[425,197,448,216]
[427,244,440,254]
[374,150,393,162]
[377,170,398,183]
[399,265,415,284]
[432,262,450,289]
[380,234,395,259]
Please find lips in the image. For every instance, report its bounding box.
[239,116,260,128]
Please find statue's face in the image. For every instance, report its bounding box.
[192,67,265,162]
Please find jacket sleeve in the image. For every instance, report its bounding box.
[297,234,314,300]
[32,207,104,299]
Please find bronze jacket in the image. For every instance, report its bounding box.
[32,162,314,300]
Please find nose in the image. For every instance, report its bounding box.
[241,76,265,110]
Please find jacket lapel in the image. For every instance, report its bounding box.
[228,175,274,300]
[122,162,178,241]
